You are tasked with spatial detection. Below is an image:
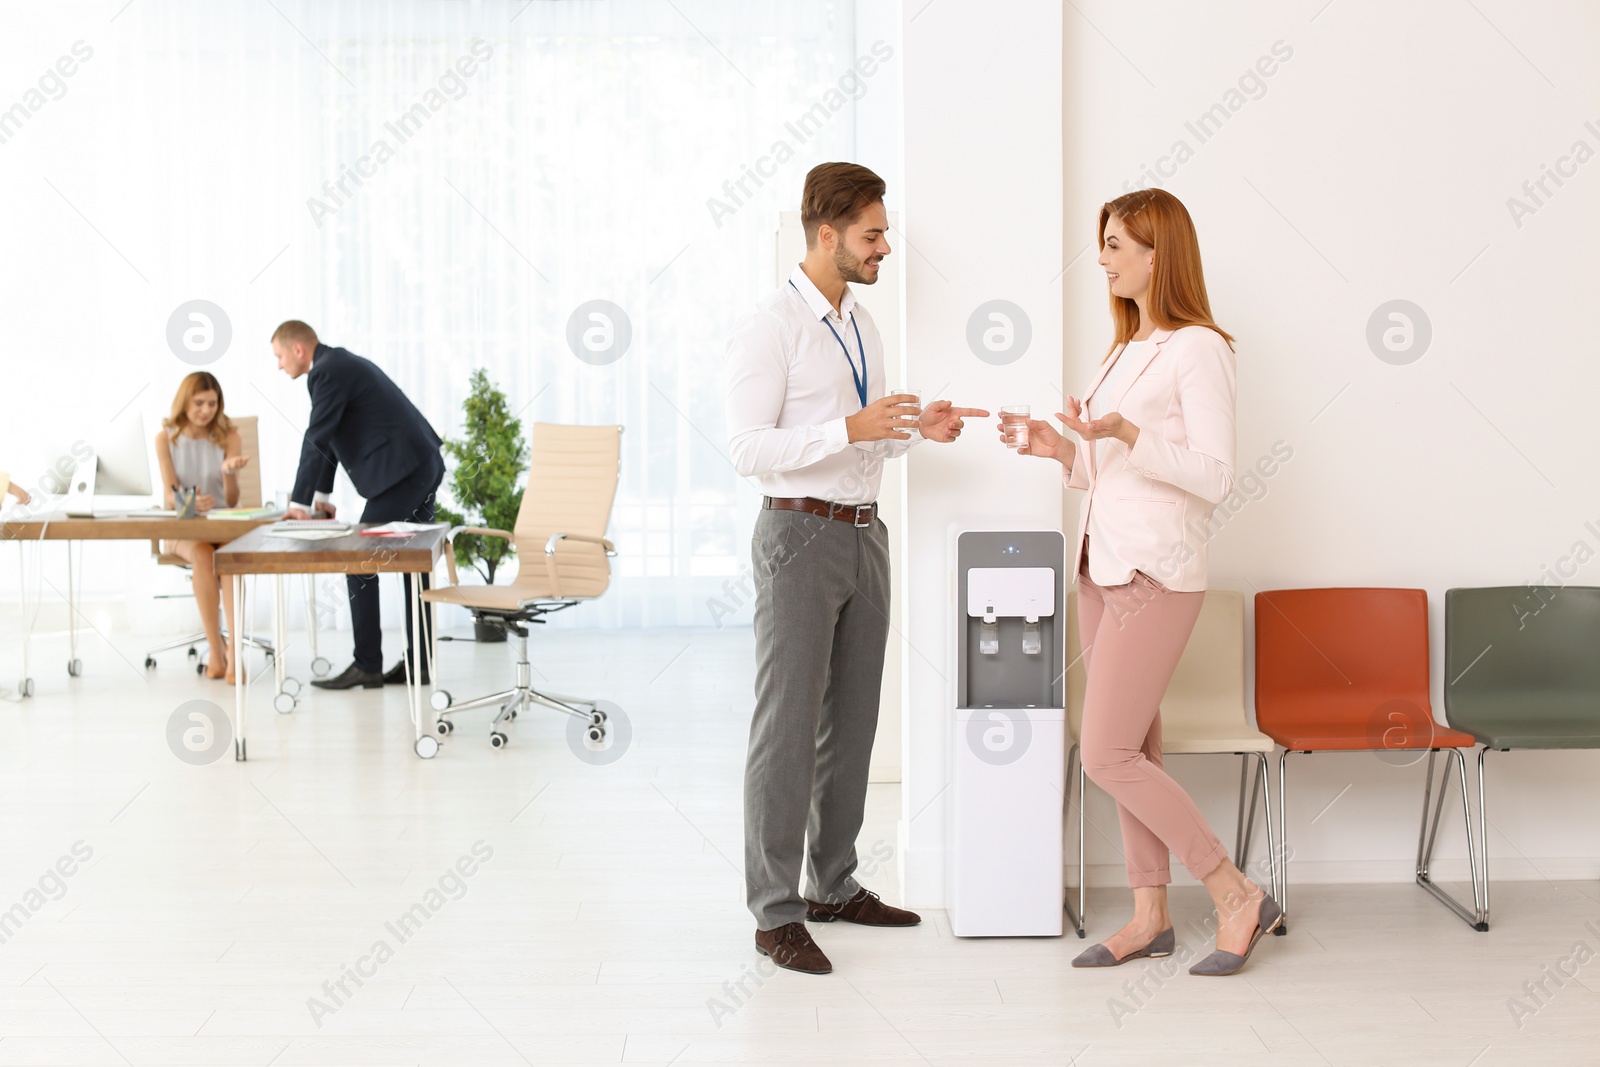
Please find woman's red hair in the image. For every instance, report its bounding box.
[1099,188,1234,358]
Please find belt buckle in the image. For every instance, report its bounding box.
[852,505,872,528]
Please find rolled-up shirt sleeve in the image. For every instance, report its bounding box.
[725,310,851,478]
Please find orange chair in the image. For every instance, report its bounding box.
[1255,588,1486,931]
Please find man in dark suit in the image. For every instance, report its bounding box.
[273,320,444,690]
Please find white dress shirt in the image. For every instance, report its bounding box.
[725,265,916,506]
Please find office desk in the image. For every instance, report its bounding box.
[0,515,277,695]
[216,524,447,760]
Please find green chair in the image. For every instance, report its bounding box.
[1443,585,1600,927]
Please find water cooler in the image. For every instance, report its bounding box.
[949,529,1066,937]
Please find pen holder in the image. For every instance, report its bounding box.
[174,487,199,519]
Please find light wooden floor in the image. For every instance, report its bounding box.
[1,625,1597,1066]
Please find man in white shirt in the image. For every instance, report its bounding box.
[725,162,987,975]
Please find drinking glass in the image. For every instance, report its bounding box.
[1001,405,1030,450]
[889,385,921,442]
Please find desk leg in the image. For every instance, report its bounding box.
[65,542,81,677]
[233,574,247,761]
[271,576,297,713]
[409,570,438,759]
[17,542,35,697]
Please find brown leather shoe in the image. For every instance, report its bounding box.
[805,888,921,927]
[755,922,832,975]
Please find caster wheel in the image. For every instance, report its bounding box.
[414,735,440,759]
[196,661,207,677]
[19,678,34,698]
[144,656,157,670]
[311,657,332,677]
[590,709,607,726]
[273,691,296,714]
[67,659,82,677]
[435,719,454,737]
[508,709,518,721]
[489,732,508,749]
[187,646,198,661]
[264,650,275,664]
[282,677,302,697]
[429,690,452,712]
[586,725,605,744]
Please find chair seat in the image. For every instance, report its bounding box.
[1262,721,1477,751]
[422,582,588,612]
[1446,692,1600,750]
[1453,719,1600,750]
[1161,726,1276,755]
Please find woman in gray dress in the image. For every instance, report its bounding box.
[154,372,251,683]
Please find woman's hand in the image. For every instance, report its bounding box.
[1062,403,1140,448]
[195,493,217,511]
[222,454,251,474]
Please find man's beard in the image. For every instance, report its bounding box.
[833,244,878,285]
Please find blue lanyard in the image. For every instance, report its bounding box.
[791,279,867,409]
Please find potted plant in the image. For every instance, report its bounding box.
[435,368,528,642]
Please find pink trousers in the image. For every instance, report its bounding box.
[1077,562,1228,888]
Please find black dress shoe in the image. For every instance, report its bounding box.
[311,663,385,690]
[381,660,431,686]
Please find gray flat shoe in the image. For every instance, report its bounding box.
[1189,893,1283,976]
[1071,927,1175,968]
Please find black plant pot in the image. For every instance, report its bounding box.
[473,618,508,643]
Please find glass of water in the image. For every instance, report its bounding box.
[1001,405,1031,450]
[889,385,921,442]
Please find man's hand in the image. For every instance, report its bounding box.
[846,393,922,443]
[316,502,337,519]
[920,401,989,443]
[284,506,311,521]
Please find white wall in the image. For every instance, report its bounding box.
[904,0,1600,907]
[900,0,1065,906]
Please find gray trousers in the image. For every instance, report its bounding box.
[744,508,891,930]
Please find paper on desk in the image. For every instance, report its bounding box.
[361,521,447,536]
[265,528,351,541]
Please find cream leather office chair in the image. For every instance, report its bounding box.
[423,423,622,750]
[1063,588,1280,937]
[145,416,278,672]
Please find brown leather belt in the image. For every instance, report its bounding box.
[763,495,877,528]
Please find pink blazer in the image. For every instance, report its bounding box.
[1065,325,1237,593]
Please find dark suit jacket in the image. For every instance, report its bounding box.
[291,344,442,504]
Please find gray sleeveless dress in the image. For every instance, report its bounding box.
[169,433,226,507]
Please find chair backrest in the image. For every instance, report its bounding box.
[1444,585,1600,728]
[1067,588,1250,741]
[1254,587,1433,733]
[509,423,622,599]
[231,415,263,509]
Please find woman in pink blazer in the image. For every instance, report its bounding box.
[1008,188,1280,977]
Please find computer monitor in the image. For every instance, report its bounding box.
[35,411,154,512]
[90,412,153,497]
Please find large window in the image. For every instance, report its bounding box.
[1,1,893,630]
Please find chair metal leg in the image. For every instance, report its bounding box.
[1478,748,1492,929]
[1062,742,1085,938]
[1415,748,1488,931]
[1238,753,1264,869]
[1277,748,1291,932]
[1256,751,1283,919]
[1234,753,1251,863]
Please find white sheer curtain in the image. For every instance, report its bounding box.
[0,0,871,630]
